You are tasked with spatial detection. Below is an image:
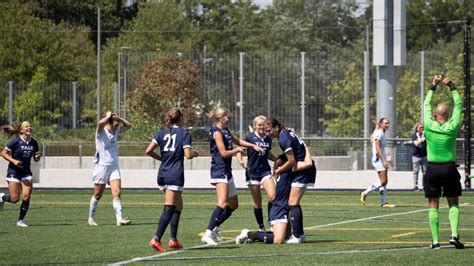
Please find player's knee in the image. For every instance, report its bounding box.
[273,236,285,244]
[10,196,20,203]
[381,180,388,186]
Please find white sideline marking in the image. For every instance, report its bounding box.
[138,244,474,262]
[109,203,469,265]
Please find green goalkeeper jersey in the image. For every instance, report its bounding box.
[423,88,462,163]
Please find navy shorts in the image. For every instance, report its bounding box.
[269,171,291,224]
[423,162,462,198]
[291,162,316,187]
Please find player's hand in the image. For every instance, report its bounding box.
[13,159,22,166]
[432,75,442,86]
[33,152,41,162]
[442,77,453,87]
[253,145,264,153]
[192,150,199,158]
[383,161,389,169]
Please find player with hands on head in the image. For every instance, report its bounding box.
[87,111,133,226]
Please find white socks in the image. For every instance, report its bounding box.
[363,181,382,195]
[89,197,99,220]
[113,198,123,221]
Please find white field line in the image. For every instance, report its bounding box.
[109,203,469,265]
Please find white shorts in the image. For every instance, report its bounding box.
[6,175,32,183]
[291,182,314,188]
[212,177,238,197]
[159,185,184,192]
[270,216,289,225]
[92,164,121,184]
[246,174,272,186]
[372,160,386,172]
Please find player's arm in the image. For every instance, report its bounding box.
[231,135,264,153]
[1,148,21,166]
[236,150,247,169]
[293,143,313,171]
[145,141,162,161]
[273,151,295,177]
[443,78,462,130]
[116,114,133,132]
[97,111,112,134]
[375,139,388,169]
[215,132,244,158]
[424,75,441,128]
[33,143,41,162]
[268,151,278,162]
[184,147,198,159]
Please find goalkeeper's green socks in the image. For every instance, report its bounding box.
[449,204,460,237]
[428,208,439,244]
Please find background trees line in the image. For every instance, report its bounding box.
[0,0,471,141]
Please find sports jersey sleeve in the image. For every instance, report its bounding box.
[33,139,39,153]
[373,130,382,141]
[6,138,18,152]
[423,90,435,130]
[152,132,161,145]
[449,90,462,131]
[279,133,292,153]
[183,130,192,149]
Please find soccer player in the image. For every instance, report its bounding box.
[235,150,314,245]
[423,75,464,249]
[236,115,277,232]
[145,108,198,252]
[200,107,264,245]
[0,121,40,227]
[360,117,395,208]
[411,122,427,191]
[264,118,316,244]
[87,111,132,226]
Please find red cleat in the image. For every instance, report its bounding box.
[168,240,184,249]
[148,239,165,252]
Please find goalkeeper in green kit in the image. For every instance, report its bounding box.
[423,74,464,249]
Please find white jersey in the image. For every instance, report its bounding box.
[371,128,387,162]
[94,127,120,166]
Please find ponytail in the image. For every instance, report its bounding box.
[2,121,25,137]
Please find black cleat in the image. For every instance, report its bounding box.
[449,236,464,249]
[429,243,440,249]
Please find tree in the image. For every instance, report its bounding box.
[131,55,207,127]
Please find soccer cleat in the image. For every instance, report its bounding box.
[88,218,98,226]
[148,239,165,252]
[168,239,184,249]
[0,193,5,210]
[381,203,396,208]
[235,229,250,244]
[201,234,218,245]
[16,220,28,227]
[212,227,223,242]
[429,243,440,249]
[360,192,366,206]
[449,236,464,249]
[116,218,132,226]
[285,235,303,244]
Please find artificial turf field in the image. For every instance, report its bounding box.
[1,189,473,265]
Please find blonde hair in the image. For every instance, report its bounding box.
[252,115,267,129]
[412,122,423,133]
[371,117,388,143]
[2,121,30,137]
[207,107,231,122]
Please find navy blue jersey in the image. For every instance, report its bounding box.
[209,126,233,180]
[411,133,427,158]
[244,132,272,178]
[5,136,39,177]
[278,130,306,162]
[154,127,192,184]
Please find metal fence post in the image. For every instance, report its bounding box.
[72,81,77,129]
[113,81,118,113]
[239,52,245,137]
[79,142,83,169]
[8,81,13,124]
[300,52,306,138]
[420,51,424,123]
[364,52,370,170]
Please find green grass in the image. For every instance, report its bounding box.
[1,190,473,265]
